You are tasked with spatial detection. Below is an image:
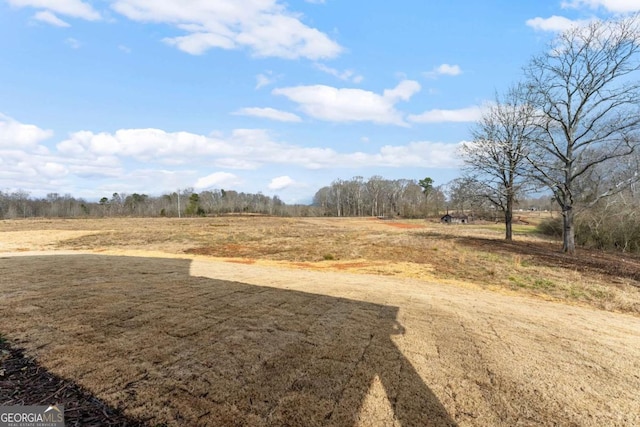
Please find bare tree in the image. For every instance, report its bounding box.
[461,85,537,240]
[366,176,385,217]
[525,16,640,254]
[445,177,490,216]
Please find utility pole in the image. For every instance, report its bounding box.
[177,189,181,218]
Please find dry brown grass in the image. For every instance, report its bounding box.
[1,255,458,426]
[2,216,635,314]
[1,217,640,426]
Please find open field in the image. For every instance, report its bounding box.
[1,216,640,426]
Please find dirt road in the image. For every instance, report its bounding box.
[1,249,639,426]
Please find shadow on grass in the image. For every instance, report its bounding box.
[0,255,457,427]
[0,339,146,426]
[421,232,640,284]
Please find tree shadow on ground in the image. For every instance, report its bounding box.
[420,231,640,284]
[0,255,457,426]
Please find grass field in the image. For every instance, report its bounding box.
[1,216,639,426]
[2,216,638,314]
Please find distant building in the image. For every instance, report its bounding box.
[440,213,470,224]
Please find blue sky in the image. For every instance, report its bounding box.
[0,0,637,203]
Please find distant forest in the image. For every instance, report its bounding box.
[0,175,551,220]
[4,175,639,253]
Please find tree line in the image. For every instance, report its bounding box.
[312,176,443,218]
[0,179,441,220]
[1,176,553,221]
[0,189,308,219]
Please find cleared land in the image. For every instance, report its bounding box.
[1,217,640,426]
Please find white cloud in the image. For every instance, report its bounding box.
[528,2,639,34]
[561,0,640,13]
[163,32,235,55]
[383,80,421,102]
[194,172,241,190]
[234,107,302,123]
[268,175,294,190]
[256,72,275,89]
[271,141,462,169]
[0,114,53,148]
[424,63,462,78]
[54,124,463,170]
[408,106,483,123]
[110,0,342,59]
[314,63,363,83]
[213,158,259,170]
[1,113,465,197]
[526,15,587,32]
[33,10,70,27]
[118,44,132,53]
[0,115,124,194]
[368,141,464,168]
[57,128,221,161]
[273,80,421,126]
[7,0,101,20]
[37,161,69,178]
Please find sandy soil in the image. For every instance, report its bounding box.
[1,250,639,426]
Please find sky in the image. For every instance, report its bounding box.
[1,0,638,204]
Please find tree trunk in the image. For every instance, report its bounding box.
[562,207,576,254]
[504,199,513,241]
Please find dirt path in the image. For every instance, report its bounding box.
[190,256,640,426]
[1,249,639,426]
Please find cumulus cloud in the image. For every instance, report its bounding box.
[383,80,421,102]
[194,172,242,190]
[57,128,222,160]
[233,107,302,123]
[213,158,260,170]
[526,15,588,32]
[7,0,101,20]
[268,175,294,190]
[0,114,124,194]
[163,32,235,55]
[0,113,53,148]
[54,123,464,169]
[273,80,421,126]
[33,10,70,27]
[8,1,341,59]
[561,0,640,13]
[37,161,69,178]
[424,64,462,78]
[408,106,483,123]
[110,0,342,59]
[528,1,640,33]
[1,113,465,197]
